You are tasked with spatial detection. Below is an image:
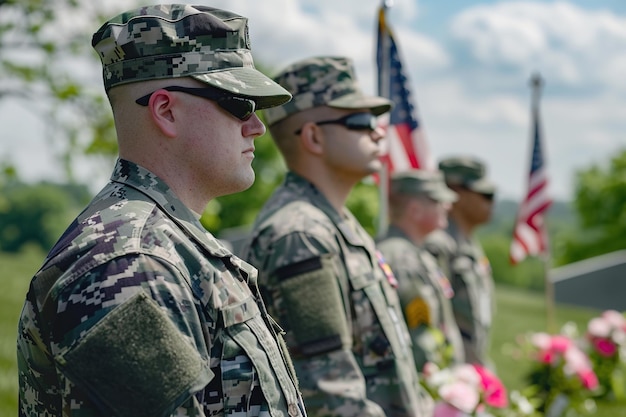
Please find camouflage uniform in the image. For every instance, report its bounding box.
[377,170,464,371]
[17,160,305,417]
[244,57,433,417]
[244,173,431,417]
[424,158,497,367]
[377,226,464,371]
[425,224,495,367]
[17,5,303,417]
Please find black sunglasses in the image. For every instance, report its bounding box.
[135,86,256,121]
[457,184,495,201]
[479,192,495,202]
[294,112,378,135]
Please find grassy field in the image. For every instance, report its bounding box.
[1,249,625,416]
[0,247,42,417]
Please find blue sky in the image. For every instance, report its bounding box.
[1,0,625,202]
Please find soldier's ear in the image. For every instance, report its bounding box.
[148,89,177,138]
[299,123,324,156]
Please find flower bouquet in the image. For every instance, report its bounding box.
[517,331,599,416]
[583,309,626,401]
[421,362,528,417]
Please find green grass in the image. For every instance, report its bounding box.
[1,251,625,416]
[491,285,626,417]
[0,246,43,417]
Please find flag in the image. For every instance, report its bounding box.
[509,75,552,265]
[376,5,432,175]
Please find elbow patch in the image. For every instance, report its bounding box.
[55,292,212,417]
[274,255,350,356]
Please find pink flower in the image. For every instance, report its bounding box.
[578,369,599,390]
[564,345,592,375]
[439,381,480,413]
[550,335,573,354]
[537,350,555,364]
[592,337,617,357]
[454,364,481,386]
[423,361,440,378]
[433,401,465,417]
[473,364,509,408]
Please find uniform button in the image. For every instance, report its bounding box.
[288,403,299,416]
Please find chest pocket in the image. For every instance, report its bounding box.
[349,268,411,371]
[199,257,302,417]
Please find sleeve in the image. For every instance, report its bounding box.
[260,231,386,417]
[50,254,212,417]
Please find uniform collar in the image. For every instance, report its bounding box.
[111,158,232,258]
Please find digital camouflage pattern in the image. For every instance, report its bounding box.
[377,226,465,371]
[91,4,291,108]
[389,170,457,203]
[17,159,305,417]
[437,156,496,195]
[424,220,496,367]
[263,56,392,126]
[242,172,433,417]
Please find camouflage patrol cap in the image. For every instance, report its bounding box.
[91,4,291,109]
[438,156,496,195]
[390,170,458,203]
[264,56,392,126]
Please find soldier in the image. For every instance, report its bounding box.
[17,5,306,417]
[424,156,497,367]
[376,170,465,372]
[241,56,433,417]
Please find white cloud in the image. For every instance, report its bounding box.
[3,0,626,203]
[450,1,626,89]
[203,0,449,93]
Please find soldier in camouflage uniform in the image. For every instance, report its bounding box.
[241,57,433,417]
[17,5,306,417]
[376,170,465,372]
[424,157,497,368]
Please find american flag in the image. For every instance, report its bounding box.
[376,5,432,174]
[509,75,552,265]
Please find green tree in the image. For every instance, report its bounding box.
[559,148,626,264]
[0,181,90,252]
[0,0,139,179]
[0,0,386,242]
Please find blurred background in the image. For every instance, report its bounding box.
[2,1,626,415]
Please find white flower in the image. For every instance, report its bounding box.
[613,329,626,345]
[510,390,535,415]
[602,310,626,328]
[561,321,580,339]
[530,332,551,350]
[587,317,612,338]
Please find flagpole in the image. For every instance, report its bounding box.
[376,0,392,238]
[530,73,556,333]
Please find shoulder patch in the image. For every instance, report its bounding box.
[275,256,323,282]
[274,255,351,356]
[55,292,211,417]
[404,297,431,329]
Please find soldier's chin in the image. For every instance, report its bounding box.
[368,159,383,173]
